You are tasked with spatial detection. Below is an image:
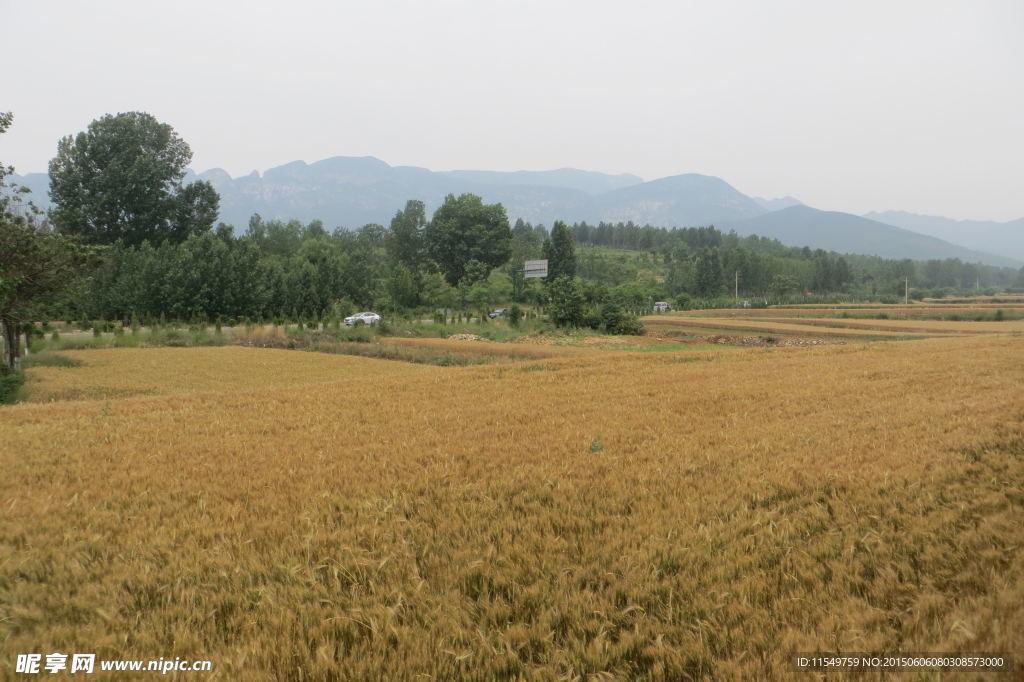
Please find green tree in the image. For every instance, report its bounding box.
[509,218,543,301]
[425,194,511,286]
[769,274,799,297]
[547,275,585,328]
[49,111,219,245]
[694,249,723,297]
[510,219,544,263]
[387,264,421,310]
[543,220,577,282]
[1,113,93,369]
[387,200,427,270]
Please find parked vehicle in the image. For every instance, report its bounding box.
[344,312,381,326]
[488,308,509,319]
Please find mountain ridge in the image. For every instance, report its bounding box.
[9,157,1020,267]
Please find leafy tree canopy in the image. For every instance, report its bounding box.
[48,111,219,246]
[425,193,511,286]
[387,199,427,270]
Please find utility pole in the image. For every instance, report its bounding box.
[735,270,739,300]
[905,277,909,305]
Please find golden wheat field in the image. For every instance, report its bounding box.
[19,347,434,403]
[2,336,1023,680]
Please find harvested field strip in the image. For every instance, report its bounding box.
[380,336,601,359]
[670,304,1024,319]
[642,317,918,338]
[736,317,1024,334]
[2,338,1023,679]
[772,299,1024,309]
[647,328,838,343]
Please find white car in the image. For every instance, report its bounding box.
[344,312,381,326]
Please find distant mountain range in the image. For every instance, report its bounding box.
[864,211,1024,262]
[11,157,1021,267]
[720,206,1021,267]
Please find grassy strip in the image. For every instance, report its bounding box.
[36,327,229,351]
[19,351,84,368]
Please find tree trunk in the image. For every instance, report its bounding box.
[1,316,20,370]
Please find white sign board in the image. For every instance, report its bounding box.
[524,259,548,279]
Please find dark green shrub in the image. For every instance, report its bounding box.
[0,367,25,404]
[600,301,644,335]
[508,304,523,327]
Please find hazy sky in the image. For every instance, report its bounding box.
[3,0,1022,220]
